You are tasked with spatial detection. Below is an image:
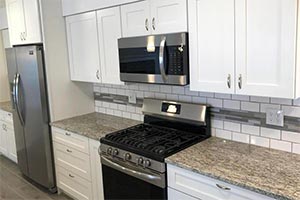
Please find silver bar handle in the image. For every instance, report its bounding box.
[216,183,231,191]
[227,74,231,89]
[159,37,168,83]
[145,18,149,31]
[15,73,25,126]
[238,74,242,89]
[152,17,155,30]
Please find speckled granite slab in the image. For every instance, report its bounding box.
[166,137,300,200]
[0,101,13,113]
[50,112,141,140]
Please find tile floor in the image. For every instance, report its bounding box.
[0,155,72,200]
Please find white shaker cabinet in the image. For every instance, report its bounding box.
[121,1,150,37]
[66,12,101,83]
[5,0,42,45]
[97,7,123,85]
[189,0,299,99]
[0,121,9,156]
[235,0,297,98]
[189,0,235,94]
[121,0,187,37]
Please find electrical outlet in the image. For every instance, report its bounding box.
[128,91,137,104]
[266,109,284,127]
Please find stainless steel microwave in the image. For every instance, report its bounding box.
[118,33,189,86]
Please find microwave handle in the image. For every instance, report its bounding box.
[159,37,168,83]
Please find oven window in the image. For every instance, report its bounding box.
[102,164,167,200]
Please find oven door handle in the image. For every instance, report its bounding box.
[159,37,168,83]
[101,155,165,188]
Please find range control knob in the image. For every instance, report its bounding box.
[144,159,151,167]
[125,153,131,160]
[107,147,113,155]
[138,157,144,165]
[113,149,119,156]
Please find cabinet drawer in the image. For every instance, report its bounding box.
[0,110,13,124]
[167,164,275,200]
[56,166,92,200]
[168,187,199,200]
[53,142,91,181]
[52,127,89,154]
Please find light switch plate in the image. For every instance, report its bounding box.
[128,91,137,104]
[266,109,284,127]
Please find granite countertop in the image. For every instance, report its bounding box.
[0,101,13,113]
[166,137,300,200]
[50,112,141,140]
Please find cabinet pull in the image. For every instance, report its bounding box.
[2,124,6,131]
[20,33,24,41]
[227,74,231,89]
[216,183,231,191]
[69,174,75,178]
[66,149,72,153]
[145,18,149,31]
[96,70,100,80]
[152,17,156,30]
[65,132,71,136]
[23,32,27,40]
[238,74,242,89]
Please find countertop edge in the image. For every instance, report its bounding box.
[165,159,291,200]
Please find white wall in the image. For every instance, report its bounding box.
[0,31,10,102]
[39,0,95,121]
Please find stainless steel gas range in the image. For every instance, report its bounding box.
[99,98,211,200]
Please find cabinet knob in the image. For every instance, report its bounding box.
[227,74,231,89]
[152,18,156,30]
[145,18,149,31]
[238,74,242,89]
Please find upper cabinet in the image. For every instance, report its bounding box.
[189,0,299,99]
[121,0,187,37]
[62,0,141,16]
[66,8,123,84]
[235,0,297,98]
[5,0,42,46]
[66,12,101,83]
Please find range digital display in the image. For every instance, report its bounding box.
[161,103,181,115]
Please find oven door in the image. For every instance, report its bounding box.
[118,33,189,85]
[101,155,167,200]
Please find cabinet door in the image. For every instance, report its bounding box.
[0,122,9,156]
[121,1,151,37]
[5,0,26,45]
[235,0,297,98]
[7,127,17,163]
[150,0,187,34]
[66,12,101,83]
[22,0,42,44]
[89,139,104,200]
[97,7,123,85]
[2,29,12,48]
[189,0,235,94]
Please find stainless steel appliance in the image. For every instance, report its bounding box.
[118,33,189,85]
[6,45,56,192]
[100,98,210,200]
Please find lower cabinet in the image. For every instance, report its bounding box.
[167,164,275,200]
[52,127,104,200]
[0,110,17,163]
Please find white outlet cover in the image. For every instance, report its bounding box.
[128,91,137,104]
[266,109,284,127]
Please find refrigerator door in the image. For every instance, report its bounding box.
[5,48,29,176]
[15,45,55,190]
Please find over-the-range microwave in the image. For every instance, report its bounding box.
[118,32,189,86]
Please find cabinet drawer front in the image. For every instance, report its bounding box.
[167,165,275,200]
[53,142,91,181]
[52,127,89,154]
[56,166,92,200]
[168,187,199,200]
[0,110,13,124]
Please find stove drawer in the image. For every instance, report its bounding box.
[52,127,89,154]
[56,166,93,200]
[53,142,91,181]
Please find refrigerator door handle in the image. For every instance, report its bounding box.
[15,73,25,126]
[13,74,17,108]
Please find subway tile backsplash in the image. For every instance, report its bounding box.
[94,83,300,154]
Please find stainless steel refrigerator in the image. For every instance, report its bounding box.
[6,45,56,192]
